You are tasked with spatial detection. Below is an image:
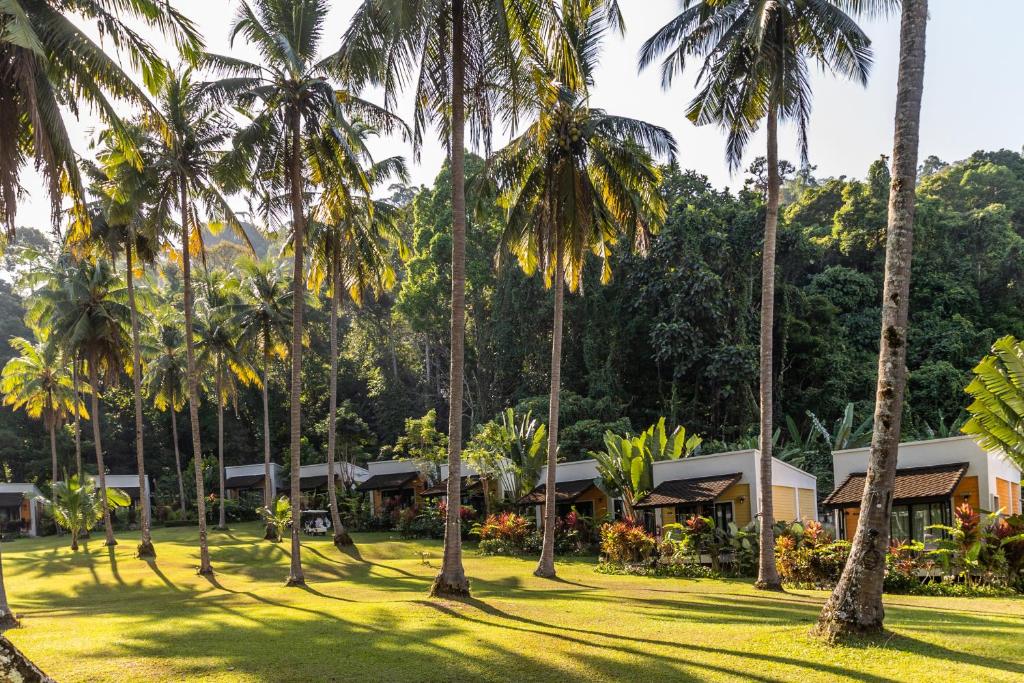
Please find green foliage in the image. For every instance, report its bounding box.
[40,474,130,548]
[963,335,1024,468]
[258,496,292,543]
[599,521,656,565]
[383,410,448,477]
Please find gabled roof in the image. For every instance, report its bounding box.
[356,471,420,492]
[822,462,970,508]
[634,473,743,509]
[422,475,482,498]
[517,479,598,505]
[224,474,265,489]
[0,492,26,507]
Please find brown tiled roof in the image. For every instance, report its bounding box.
[633,473,743,509]
[517,479,597,505]
[822,462,969,508]
[422,475,482,498]
[356,471,419,492]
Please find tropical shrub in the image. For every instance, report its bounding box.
[599,521,656,564]
[474,512,534,555]
[39,475,131,550]
[258,496,292,543]
[774,520,851,588]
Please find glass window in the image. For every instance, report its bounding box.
[891,506,910,542]
[714,502,734,531]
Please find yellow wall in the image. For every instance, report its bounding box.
[772,485,797,522]
[843,508,860,540]
[996,478,1012,514]
[953,476,980,511]
[662,506,676,525]
[797,488,817,521]
[1013,484,1021,515]
[719,483,751,526]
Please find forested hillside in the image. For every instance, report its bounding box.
[3,148,1021,496]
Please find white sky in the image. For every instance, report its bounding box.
[14,0,1024,232]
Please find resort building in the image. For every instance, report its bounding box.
[519,459,614,525]
[356,460,427,517]
[422,461,504,514]
[104,474,153,522]
[824,435,1023,543]
[0,483,43,536]
[224,463,283,505]
[297,462,370,508]
[636,449,819,532]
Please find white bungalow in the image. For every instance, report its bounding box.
[224,463,283,503]
[0,483,44,536]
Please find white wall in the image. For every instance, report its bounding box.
[367,460,422,476]
[300,462,370,482]
[537,459,601,484]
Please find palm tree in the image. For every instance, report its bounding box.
[208,0,403,587]
[143,70,246,575]
[818,0,928,640]
[309,141,407,548]
[40,474,130,551]
[639,0,873,590]
[1,334,85,481]
[43,258,130,547]
[142,306,191,510]
[487,0,674,578]
[228,254,292,536]
[340,0,540,597]
[196,271,258,530]
[0,0,200,234]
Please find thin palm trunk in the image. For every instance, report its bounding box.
[535,249,564,579]
[181,181,213,575]
[0,544,16,628]
[216,357,226,529]
[262,337,276,540]
[126,233,154,557]
[285,113,306,587]
[817,0,928,640]
[431,0,469,597]
[171,408,186,509]
[49,423,57,484]
[755,105,782,591]
[73,360,82,479]
[88,360,116,547]
[327,255,352,547]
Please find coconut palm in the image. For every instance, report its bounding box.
[487,0,674,578]
[0,0,200,235]
[639,0,872,590]
[196,271,258,530]
[341,0,546,597]
[818,0,928,639]
[228,254,292,534]
[42,258,130,547]
[41,474,130,551]
[208,0,403,587]
[142,305,191,510]
[1,335,86,481]
[142,70,246,576]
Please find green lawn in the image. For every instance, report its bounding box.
[2,523,1022,682]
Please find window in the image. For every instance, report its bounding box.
[890,501,950,543]
[714,502,734,531]
[891,507,910,542]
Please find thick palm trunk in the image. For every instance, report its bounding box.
[0,544,17,629]
[216,359,227,530]
[535,250,564,579]
[430,0,470,598]
[262,338,277,541]
[285,114,306,587]
[817,0,928,641]
[181,182,213,575]
[171,408,186,510]
[88,360,116,547]
[49,423,57,483]
[73,361,83,479]
[327,257,352,547]
[126,235,155,557]
[754,105,782,591]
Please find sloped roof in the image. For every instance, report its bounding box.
[0,493,25,507]
[517,479,597,505]
[422,475,482,498]
[356,471,419,492]
[224,474,265,489]
[633,473,743,509]
[823,462,969,508]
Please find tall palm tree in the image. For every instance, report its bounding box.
[142,306,190,510]
[639,0,872,590]
[488,0,674,578]
[0,0,200,234]
[196,270,258,530]
[1,335,85,481]
[143,70,245,575]
[310,144,407,548]
[818,0,928,640]
[209,0,402,587]
[43,257,130,547]
[228,254,292,537]
[341,0,541,597]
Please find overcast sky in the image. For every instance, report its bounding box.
[14,0,1024,232]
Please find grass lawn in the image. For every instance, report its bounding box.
[2,523,1022,682]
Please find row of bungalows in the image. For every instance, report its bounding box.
[518,449,819,532]
[224,463,371,506]
[0,475,153,537]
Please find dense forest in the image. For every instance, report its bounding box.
[2,147,1021,499]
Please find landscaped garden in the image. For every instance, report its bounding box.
[3,523,1022,682]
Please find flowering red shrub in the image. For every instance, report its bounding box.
[477,512,532,544]
[600,521,656,564]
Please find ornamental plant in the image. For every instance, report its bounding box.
[599,521,656,565]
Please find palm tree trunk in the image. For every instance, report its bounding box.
[126,234,155,557]
[285,112,306,587]
[817,0,928,640]
[171,408,186,510]
[754,103,782,591]
[262,336,276,541]
[88,360,116,547]
[430,0,470,598]
[216,357,226,530]
[0,544,17,628]
[181,181,213,576]
[73,360,82,479]
[327,255,352,547]
[535,249,564,579]
[49,423,57,484]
